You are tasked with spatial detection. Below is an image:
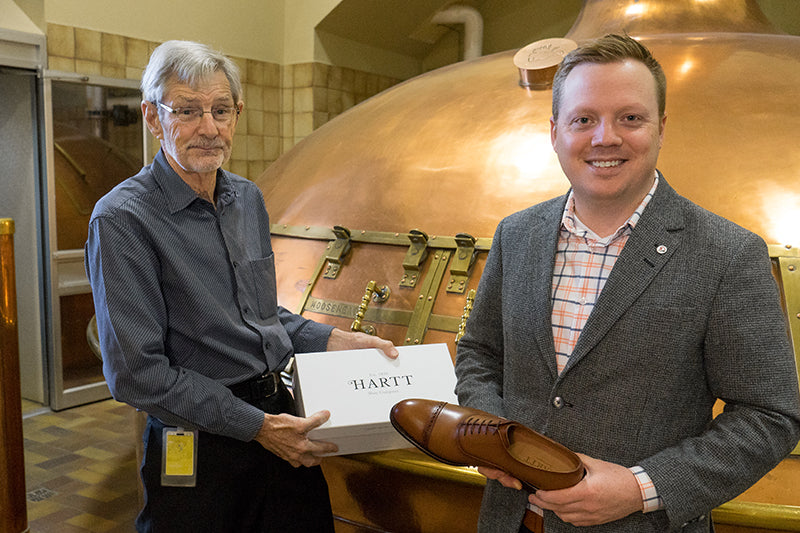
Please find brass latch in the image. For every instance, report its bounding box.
[447,232,477,293]
[400,229,429,288]
[323,225,352,279]
[455,288,476,344]
[351,280,391,335]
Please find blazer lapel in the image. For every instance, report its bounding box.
[521,197,566,380]
[560,178,685,376]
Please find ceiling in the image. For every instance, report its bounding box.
[316,0,485,59]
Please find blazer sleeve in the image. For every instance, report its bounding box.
[640,231,800,527]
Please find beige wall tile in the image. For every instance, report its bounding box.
[247,135,264,160]
[246,84,264,111]
[313,87,328,112]
[75,59,101,76]
[263,87,280,112]
[313,111,329,129]
[281,112,293,138]
[247,60,264,86]
[293,63,313,88]
[354,71,367,96]
[293,87,313,113]
[327,89,343,115]
[248,161,267,181]
[126,38,150,69]
[294,112,313,138]
[327,66,342,90]
[101,64,125,78]
[229,159,248,178]
[313,63,329,88]
[47,24,74,59]
[232,135,248,160]
[264,112,280,137]
[281,64,293,89]
[263,136,280,161]
[231,56,247,84]
[341,91,355,112]
[125,67,144,80]
[341,68,355,93]
[236,108,249,134]
[265,63,280,87]
[75,27,102,61]
[247,110,264,135]
[48,56,75,73]
[281,88,293,112]
[102,33,126,65]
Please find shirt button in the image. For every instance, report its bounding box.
[553,396,564,408]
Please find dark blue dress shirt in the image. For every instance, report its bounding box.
[85,150,333,441]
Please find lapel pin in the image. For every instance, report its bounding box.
[656,244,668,254]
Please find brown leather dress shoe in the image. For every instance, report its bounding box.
[390,398,585,491]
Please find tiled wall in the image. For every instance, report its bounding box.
[45,23,400,182]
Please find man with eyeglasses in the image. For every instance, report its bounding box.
[85,40,397,532]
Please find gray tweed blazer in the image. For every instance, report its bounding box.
[454,175,800,532]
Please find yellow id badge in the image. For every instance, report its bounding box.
[161,427,197,487]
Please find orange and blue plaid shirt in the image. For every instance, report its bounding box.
[550,175,663,513]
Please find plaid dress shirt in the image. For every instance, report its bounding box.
[549,175,664,513]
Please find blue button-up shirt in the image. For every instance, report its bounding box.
[85,150,332,441]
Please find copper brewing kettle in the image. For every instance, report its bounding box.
[256,0,800,248]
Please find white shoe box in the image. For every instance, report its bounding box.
[292,343,458,456]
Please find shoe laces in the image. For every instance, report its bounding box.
[459,416,503,436]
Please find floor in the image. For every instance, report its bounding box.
[22,398,141,533]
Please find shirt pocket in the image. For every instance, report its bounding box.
[247,253,278,319]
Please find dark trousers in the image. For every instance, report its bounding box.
[136,416,335,533]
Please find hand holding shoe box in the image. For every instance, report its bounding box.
[292,343,458,455]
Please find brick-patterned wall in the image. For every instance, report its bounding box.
[45,23,401,182]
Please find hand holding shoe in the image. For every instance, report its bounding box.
[390,398,585,491]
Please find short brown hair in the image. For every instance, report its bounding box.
[551,34,666,121]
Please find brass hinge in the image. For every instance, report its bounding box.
[323,225,352,279]
[400,229,429,288]
[447,232,477,293]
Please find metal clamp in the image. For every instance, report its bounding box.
[447,232,477,293]
[323,225,352,279]
[400,229,429,288]
[455,289,476,344]
[350,280,390,335]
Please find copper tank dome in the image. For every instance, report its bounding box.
[257,0,800,247]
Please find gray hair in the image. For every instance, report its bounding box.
[140,40,242,105]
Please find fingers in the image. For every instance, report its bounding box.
[255,412,338,466]
[326,328,399,358]
[478,466,523,490]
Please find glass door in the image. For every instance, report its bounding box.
[43,72,147,410]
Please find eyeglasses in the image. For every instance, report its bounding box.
[154,101,239,125]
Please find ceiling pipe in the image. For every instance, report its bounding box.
[431,4,483,60]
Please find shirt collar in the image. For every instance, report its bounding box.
[152,150,237,214]
[561,171,660,244]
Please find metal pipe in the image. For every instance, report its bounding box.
[431,5,483,61]
[0,217,28,533]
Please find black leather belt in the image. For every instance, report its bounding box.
[229,371,279,403]
[228,371,296,415]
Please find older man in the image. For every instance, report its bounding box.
[85,40,396,532]
[455,34,800,532]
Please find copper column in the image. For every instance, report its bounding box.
[1,218,28,533]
